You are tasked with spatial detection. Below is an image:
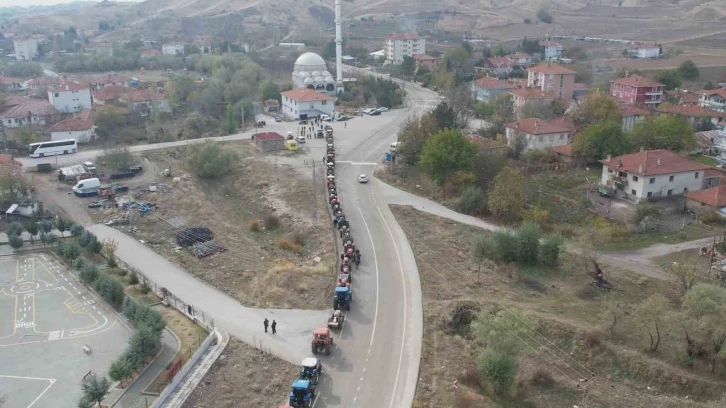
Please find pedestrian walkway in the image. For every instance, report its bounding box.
[88,225,328,366]
[0,229,69,244]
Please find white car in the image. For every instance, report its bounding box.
[320,114,332,122]
[295,135,306,144]
[377,107,389,112]
[358,174,368,183]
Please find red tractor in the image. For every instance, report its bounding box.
[311,327,333,355]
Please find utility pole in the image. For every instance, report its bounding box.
[240,105,245,132]
[310,160,317,225]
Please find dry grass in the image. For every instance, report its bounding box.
[277,237,302,253]
[248,219,260,232]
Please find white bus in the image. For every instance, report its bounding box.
[28,139,78,158]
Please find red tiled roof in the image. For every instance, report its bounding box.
[552,144,573,157]
[698,89,726,99]
[77,108,95,122]
[122,89,166,103]
[612,75,662,88]
[92,74,126,84]
[485,57,512,67]
[414,54,437,61]
[505,117,575,135]
[600,149,709,176]
[281,89,332,101]
[386,32,419,41]
[48,117,94,132]
[528,64,575,75]
[0,154,22,167]
[510,88,552,99]
[619,104,651,116]
[0,76,22,85]
[56,82,90,92]
[656,104,725,118]
[92,85,128,102]
[508,52,531,59]
[27,77,61,86]
[686,184,726,208]
[0,97,58,118]
[254,132,284,141]
[473,77,514,90]
[703,167,726,178]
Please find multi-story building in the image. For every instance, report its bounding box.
[13,37,38,61]
[504,117,575,151]
[48,83,93,113]
[475,57,514,76]
[510,88,555,118]
[48,117,96,143]
[619,105,650,132]
[697,89,726,113]
[610,75,663,106]
[471,77,514,102]
[162,42,186,55]
[507,52,534,68]
[540,41,563,61]
[384,32,425,64]
[627,44,661,59]
[527,63,575,100]
[413,54,438,72]
[281,89,334,120]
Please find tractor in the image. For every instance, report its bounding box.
[311,327,333,355]
[299,357,322,385]
[333,286,351,311]
[288,378,316,407]
[328,309,345,330]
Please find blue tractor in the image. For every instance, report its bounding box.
[333,286,351,311]
[289,378,315,408]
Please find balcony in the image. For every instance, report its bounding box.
[644,99,661,104]
[645,91,663,96]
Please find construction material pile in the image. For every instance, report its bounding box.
[190,241,226,258]
[176,227,214,247]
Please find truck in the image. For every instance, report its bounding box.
[72,178,101,197]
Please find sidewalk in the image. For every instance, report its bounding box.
[88,224,328,366]
[0,229,70,244]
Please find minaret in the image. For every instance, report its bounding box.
[334,0,343,90]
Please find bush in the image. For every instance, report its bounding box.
[73,258,86,270]
[248,219,260,232]
[530,368,554,387]
[454,187,487,215]
[79,231,94,248]
[539,234,564,267]
[537,8,553,23]
[80,264,100,284]
[524,18,532,24]
[7,222,23,237]
[8,234,23,251]
[186,140,238,179]
[515,222,542,265]
[39,219,53,234]
[70,223,85,238]
[477,350,518,394]
[489,230,518,263]
[278,237,302,252]
[290,231,306,246]
[583,331,601,348]
[123,296,137,321]
[94,274,124,309]
[264,214,280,230]
[522,207,549,226]
[700,212,726,226]
[128,270,139,285]
[124,325,162,370]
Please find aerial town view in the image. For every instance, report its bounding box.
[0,0,725,407]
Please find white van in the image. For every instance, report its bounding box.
[390,142,399,152]
[72,178,100,194]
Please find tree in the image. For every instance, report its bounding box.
[677,60,700,80]
[396,114,438,164]
[634,294,670,352]
[186,140,238,179]
[70,223,84,238]
[516,222,542,265]
[128,270,139,286]
[39,219,52,234]
[125,325,162,369]
[600,295,625,335]
[80,264,100,284]
[79,231,94,248]
[77,398,94,408]
[461,41,473,55]
[472,148,505,190]
[401,56,415,77]
[631,204,661,229]
[632,114,696,152]
[95,274,124,309]
[682,284,726,371]
[89,238,103,258]
[537,8,553,23]
[653,69,682,90]
[221,103,237,135]
[259,80,281,102]
[572,93,621,132]
[25,220,39,240]
[704,81,716,90]
[123,296,138,320]
[94,107,126,142]
[488,168,525,219]
[80,372,110,407]
[7,222,23,237]
[8,234,23,251]
[108,358,133,386]
[55,217,70,237]
[15,127,39,150]
[478,350,517,394]
[573,120,632,161]
[455,186,487,215]
[539,234,564,267]
[443,47,469,72]
[419,129,477,185]
[140,278,151,297]
[443,85,475,128]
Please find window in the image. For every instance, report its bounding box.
[669,175,674,182]
[608,168,613,173]
[54,92,59,97]
[560,134,565,140]
[649,178,655,184]
[632,175,639,182]
[667,189,673,195]
[310,104,315,109]
[647,192,653,197]
[631,189,636,195]
[695,172,699,179]
[322,101,327,105]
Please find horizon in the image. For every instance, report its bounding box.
[0,0,140,7]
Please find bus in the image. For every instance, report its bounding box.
[28,139,78,158]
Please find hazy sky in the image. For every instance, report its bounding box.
[0,0,139,7]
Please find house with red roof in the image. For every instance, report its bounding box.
[119,89,171,113]
[92,85,129,105]
[0,96,59,128]
[655,104,724,129]
[475,57,514,77]
[48,116,96,143]
[504,117,575,151]
[48,82,93,113]
[610,75,663,105]
[280,89,333,120]
[697,88,726,113]
[413,54,438,72]
[253,132,286,152]
[510,88,555,118]
[0,77,24,92]
[619,104,651,132]
[600,149,711,202]
[471,77,515,101]
[686,181,726,214]
[527,63,576,100]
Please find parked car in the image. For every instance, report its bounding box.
[275,115,282,122]
[296,135,306,144]
[320,114,332,122]
[358,174,368,183]
[377,107,389,112]
[369,110,381,116]
[363,108,374,115]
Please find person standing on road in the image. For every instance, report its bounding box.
[345,122,347,128]
[264,318,269,333]
[271,320,277,334]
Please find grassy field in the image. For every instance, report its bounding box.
[691,155,720,166]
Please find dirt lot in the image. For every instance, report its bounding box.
[182,338,298,408]
[391,205,726,408]
[87,141,336,310]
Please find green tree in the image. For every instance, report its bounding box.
[77,397,94,408]
[573,120,632,161]
[25,220,39,239]
[537,8,553,23]
[94,106,126,142]
[80,372,110,407]
[443,47,469,73]
[432,103,455,130]
[572,93,621,131]
[473,309,530,355]
[259,80,281,102]
[539,234,564,267]
[139,278,151,297]
[70,223,84,238]
[682,284,726,371]
[108,358,133,386]
[128,270,139,286]
[186,140,238,178]
[677,60,700,80]
[123,296,138,321]
[488,168,525,219]
[125,325,162,369]
[8,234,23,251]
[89,238,103,257]
[39,219,52,234]
[80,264,100,284]
[634,294,670,352]
[478,350,518,395]
[401,55,415,77]
[455,186,487,215]
[515,222,542,265]
[419,129,477,185]
[632,114,696,152]
[221,103,237,135]
[79,231,94,248]
[653,69,682,90]
[94,274,124,309]
[55,217,70,236]
[7,222,23,237]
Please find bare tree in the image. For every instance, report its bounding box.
[663,256,702,294]
[444,85,474,129]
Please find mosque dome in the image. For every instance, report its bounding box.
[324,76,336,84]
[299,71,311,78]
[311,71,322,78]
[314,76,325,83]
[322,71,332,77]
[303,77,315,85]
[295,53,327,71]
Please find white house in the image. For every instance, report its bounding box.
[280,89,333,120]
[628,44,661,59]
[0,96,59,128]
[13,37,38,61]
[504,117,574,151]
[471,77,514,102]
[120,89,172,114]
[48,83,93,113]
[48,117,96,143]
[540,41,563,61]
[600,149,710,202]
[384,32,425,64]
[162,42,185,55]
[697,89,726,113]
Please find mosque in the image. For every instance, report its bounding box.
[292,52,339,97]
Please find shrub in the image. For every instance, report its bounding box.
[700,211,726,226]
[79,231,94,248]
[454,186,487,215]
[477,350,518,394]
[73,258,86,270]
[522,206,549,226]
[454,392,478,408]
[80,264,99,284]
[539,234,564,267]
[186,140,238,179]
[264,214,280,230]
[583,331,601,348]
[94,274,124,309]
[290,231,306,246]
[248,219,260,232]
[8,234,23,251]
[70,223,85,237]
[123,296,137,321]
[7,222,23,237]
[278,237,302,252]
[524,18,532,24]
[39,219,53,234]
[139,278,151,297]
[515,222,542,265]
[530,368,554,387]
[537,7,553,23]
[489,231,518,263]
[128,270,139,285]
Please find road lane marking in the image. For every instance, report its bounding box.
[375,202,408,408]
[356,207,380,350]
